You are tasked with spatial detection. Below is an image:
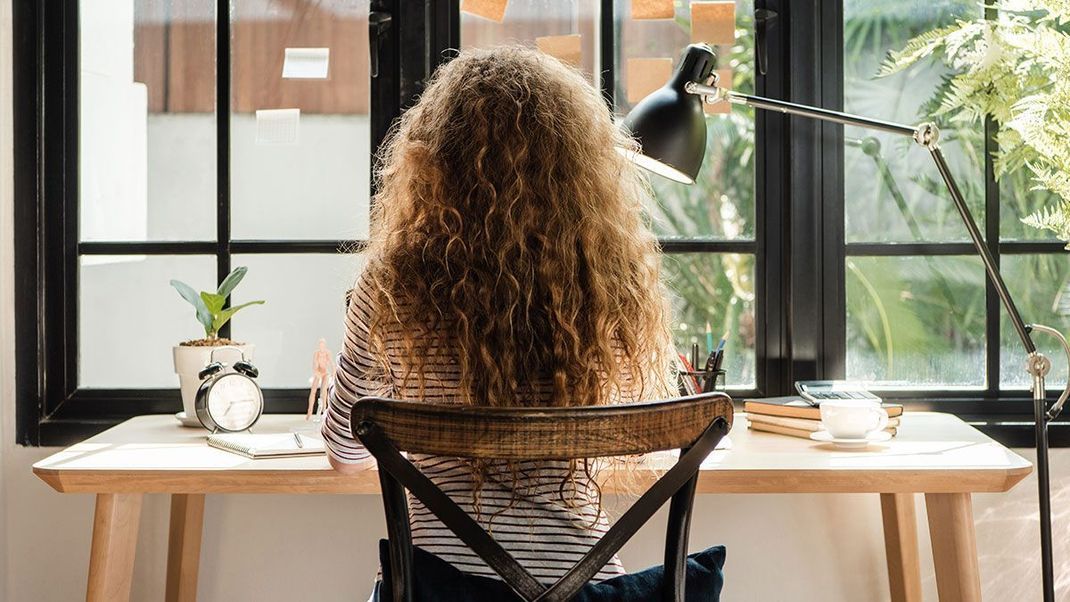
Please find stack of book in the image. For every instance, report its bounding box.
[743,396,904,439]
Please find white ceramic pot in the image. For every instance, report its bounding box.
[173,343,255,427]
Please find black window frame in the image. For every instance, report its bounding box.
[13,0,1068,447]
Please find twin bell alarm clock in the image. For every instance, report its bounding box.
[194,347,264,432]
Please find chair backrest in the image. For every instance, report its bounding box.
[353,392,733,602]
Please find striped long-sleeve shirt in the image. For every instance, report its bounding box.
[322,276,627,584]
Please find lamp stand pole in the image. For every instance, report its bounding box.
[686,81,1069,602]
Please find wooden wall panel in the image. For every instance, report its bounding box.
[133,0,168,113]
[166,3,216,114]
[231,0,369,115]
[135,0,368,115]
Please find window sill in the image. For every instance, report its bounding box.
[23,390,1070,448]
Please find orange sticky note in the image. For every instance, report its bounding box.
[461,0,508,22]
[536,34,582,67]
[691,1,736,46]
[704,68,733,114]
[626,58,674,104]
[631,0,674,19]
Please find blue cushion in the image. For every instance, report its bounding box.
[374,539,725,601]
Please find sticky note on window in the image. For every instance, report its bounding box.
[462,0,508,22]
[626,58,673,104]
[536,34,582,67]
[256,108,300,144]
[631,0,674,19]
[691,1,736,46]
[704,68,733,114]
[282,47,330,79]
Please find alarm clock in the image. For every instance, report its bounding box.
[194,348,264,432]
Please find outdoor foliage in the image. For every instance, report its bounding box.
[635,1,757,385]
[635,0,1068,387]
[881,0,1070,244]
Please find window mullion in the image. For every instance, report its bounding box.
[599,0,614,108]
[215,0,232,339]
[983,0,1001,396]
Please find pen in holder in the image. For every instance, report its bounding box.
[703,369,726,393]
[676,366,727,395]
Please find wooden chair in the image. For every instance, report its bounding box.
[353,392,733,602]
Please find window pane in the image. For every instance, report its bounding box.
[846,255,986,387]
[460,0,601,88]
[79,255,217,387]
[1001,254,1070,389]
[230,1,371,240]
[843,0,983,243]
[663,253,756,388]
[80,1,216,242]
[615,0,755,241]
[230,254,365,388]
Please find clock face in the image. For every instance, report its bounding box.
[206,373,263,431]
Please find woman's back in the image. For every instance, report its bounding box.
[323,46,675,586]
[324,279,625,582]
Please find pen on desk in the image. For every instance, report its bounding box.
[705,322,715,355]
[691,342,699,374]
[293,432,304,448]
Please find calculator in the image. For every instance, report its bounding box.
[794,380,882,406]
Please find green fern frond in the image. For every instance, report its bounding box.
[886,4,1070,246]
[1022,201,1070,245]
[879,23,966,76]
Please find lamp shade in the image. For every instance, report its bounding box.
[620,44,717,184]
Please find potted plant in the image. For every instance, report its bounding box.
[170,267,265,426]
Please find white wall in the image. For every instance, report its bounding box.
[3,2,1070,600]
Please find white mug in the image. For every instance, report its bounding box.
[820,399,888,439]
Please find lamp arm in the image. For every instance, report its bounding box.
[927,145,1037,355]
[685,81,1040,356]
[686,83,926,140]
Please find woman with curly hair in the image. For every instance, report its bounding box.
[324,45,675,590]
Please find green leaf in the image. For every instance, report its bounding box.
[217,266,248,297]
[878,23,964,77]
[171,279,213,335]
[210,300,265,334]
[200,292,226,314]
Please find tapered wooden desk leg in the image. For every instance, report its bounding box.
[925,493,982,602]
[166,494,206,602]
[880,493,923,602]
[86,493,143,602]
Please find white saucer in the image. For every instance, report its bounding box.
[810,430,891,449]
[175,411,203,428]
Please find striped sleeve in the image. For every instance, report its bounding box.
[322,279,393,464]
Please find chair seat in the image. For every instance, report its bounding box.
[374,540,726,602]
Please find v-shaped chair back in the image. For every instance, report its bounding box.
[353,393,733,602]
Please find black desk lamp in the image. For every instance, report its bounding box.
[622,43,1070,601]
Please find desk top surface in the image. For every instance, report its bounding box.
[33,412,1031,495]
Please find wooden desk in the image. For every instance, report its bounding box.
[34,412,1031,602]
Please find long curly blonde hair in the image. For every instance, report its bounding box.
[363,46,673,418]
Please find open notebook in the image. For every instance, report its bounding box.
[207,432,326,459]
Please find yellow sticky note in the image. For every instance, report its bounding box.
[631,0,675,19]
[461,0,508,23]
[704,68,733,114]
[626,57,674,104]
[691,1,736,46]
[536,34,582,67]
